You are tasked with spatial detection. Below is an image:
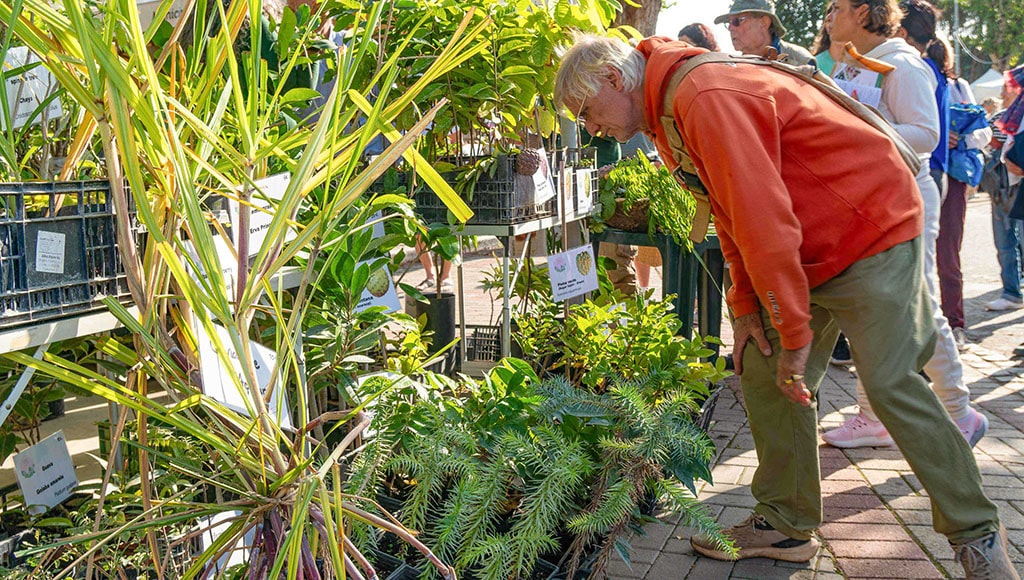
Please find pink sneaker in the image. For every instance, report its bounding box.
[822,414,894,448]
[955,408,988,448]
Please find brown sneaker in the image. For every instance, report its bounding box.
[952,524,1022,580]
[690,513,819,563]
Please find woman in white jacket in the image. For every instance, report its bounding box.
[822,0,989,449]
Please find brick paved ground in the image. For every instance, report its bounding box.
[401,195,1024,579]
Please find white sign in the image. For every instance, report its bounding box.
[355,261,400,314]
[370,210,385,239]
[35,230,66,274]
[136,0,188,30]
[576,168,594,213]
[184,235,238,298]
[1,46,63,130]
[547,245,598,302]
[532,147,556,205]
[230,173,296,258]
[199,510,255,573]
[14,431,78,515]
[197,323,293,430]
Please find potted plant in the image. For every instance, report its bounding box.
[594,152,698,244]
[401,222,463,373]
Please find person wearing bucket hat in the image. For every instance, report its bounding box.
[554,34,1012,578]
[714,0,812,64]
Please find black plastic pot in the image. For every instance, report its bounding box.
[408,292,459,374]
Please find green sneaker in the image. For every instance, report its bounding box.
[690,513,819,563]
[952,524,1021,580]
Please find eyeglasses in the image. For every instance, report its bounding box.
[725,15,753,30]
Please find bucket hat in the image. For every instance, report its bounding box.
[714,0,787,38]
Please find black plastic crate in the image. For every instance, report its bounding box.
[465,324,502,362]
[0,180,132,326]
[414,153,556,225]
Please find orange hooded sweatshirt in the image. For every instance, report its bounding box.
[636,37,923,350]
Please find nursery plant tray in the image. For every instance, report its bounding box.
[0,180,133,327]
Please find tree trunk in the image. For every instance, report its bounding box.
[613,0,662,37]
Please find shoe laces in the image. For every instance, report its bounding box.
[953,534,995,579]
[839,414,877,434]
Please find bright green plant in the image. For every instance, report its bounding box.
[0,338,94,464]
[346,351,733,579]
[0,0,489,577]
[338,0,627,156]
[595,152,698,244]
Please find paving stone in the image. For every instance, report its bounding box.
[848,457,912,471]
[686,556,736,579]
[627,548,659,566]
[981,473,1024,488]
[894,509,934,526]
[631,522,674,552]
[702,493,757,509]
[906,525,955,561]
[822,467,864,481]
[819,522,909,542]
[729,559,813,579]
[826,539,929,560]
[640,552,696,579]
[822,507,900,525]
[837,558,942,578]
[819,479,873,495]
[886,496,933,511]
[606,557,646,579]
[711,464,746,485]
[986,486,1024,501]
[823,493,885,510]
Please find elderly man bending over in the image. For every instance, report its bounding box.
[554,34,1018,580]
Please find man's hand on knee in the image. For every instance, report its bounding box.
[777,344,812,406]
[732,313,772,375]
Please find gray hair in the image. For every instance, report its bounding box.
[554,34,646,110]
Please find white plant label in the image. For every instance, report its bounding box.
[576,168,595,213]
[1,47,63,130]
[532,146,556,205]
[197,323,293,430]
[136,0,188,30]
[14,431,78,515]
[183,235,238,299]
[370,210,385,239]
[547,245,598,302]
[199,510,255,572]
[230,173,296,258]
[35,230,66,274]
[356,260,400,314]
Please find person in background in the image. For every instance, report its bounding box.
[554,34,1016,579]
[822,0,987,451]
[933,35,992,344]
[583,130,639,294]
[993,66,1024,314]
[810,16,844,74]
[714,0,812,64]
[678,22,720,51]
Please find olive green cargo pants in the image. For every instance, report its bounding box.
[738,238,999,543]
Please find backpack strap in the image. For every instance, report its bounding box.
[662,52,922,176]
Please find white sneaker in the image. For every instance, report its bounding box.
[956,408,989,448]
[822,414,894,448]
[952,327,970,352]
[985,297,1023,311]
